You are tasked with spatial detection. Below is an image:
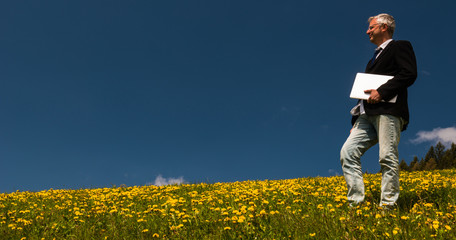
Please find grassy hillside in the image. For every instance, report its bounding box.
[1,169,456,239]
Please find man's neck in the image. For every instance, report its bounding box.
[375,37,393,47]
[377,38,393,49]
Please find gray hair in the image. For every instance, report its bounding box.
[368,13,395,36]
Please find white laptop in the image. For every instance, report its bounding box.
[350,73,397,103]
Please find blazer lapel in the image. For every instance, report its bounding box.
[367,40,395,70]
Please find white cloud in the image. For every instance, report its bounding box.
[328,169,340,176]
[411,126,456,146]
[148,175,186,186]
[421,70,431,76]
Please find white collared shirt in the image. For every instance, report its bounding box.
[359,39,393,115]
[375,39,393,58]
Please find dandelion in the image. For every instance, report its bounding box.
[432,221,439,230]
[1,169,456,239]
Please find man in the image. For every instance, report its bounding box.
[340,13,417,208]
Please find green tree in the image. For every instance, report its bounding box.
[424,146,436,166]
[411,158,423,171]
[399,159,409,171]
[408,156,419,171]
[443,143,456,168]
[424,158,437,170]
[434,142,446,169]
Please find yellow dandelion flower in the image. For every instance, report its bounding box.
[432,221,439,230]
[224,227,231,230]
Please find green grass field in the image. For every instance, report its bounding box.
[1,169,455,239]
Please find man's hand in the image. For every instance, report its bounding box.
[364,89,382,104]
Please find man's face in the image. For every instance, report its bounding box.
[366,18,385,45]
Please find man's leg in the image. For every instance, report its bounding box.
[340,115,378,204]
[373,114,404,207]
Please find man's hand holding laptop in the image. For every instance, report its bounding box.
[364,89,382,104]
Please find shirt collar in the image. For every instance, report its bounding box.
[377,39,393,50]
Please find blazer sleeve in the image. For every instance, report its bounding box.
[377,41,417,102]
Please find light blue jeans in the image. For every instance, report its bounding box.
[340,114,404,206]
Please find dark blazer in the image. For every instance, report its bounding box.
[352,40,417,131]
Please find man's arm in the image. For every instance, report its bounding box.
[376,41,417,101]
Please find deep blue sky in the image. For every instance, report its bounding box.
[1,1,455,192]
